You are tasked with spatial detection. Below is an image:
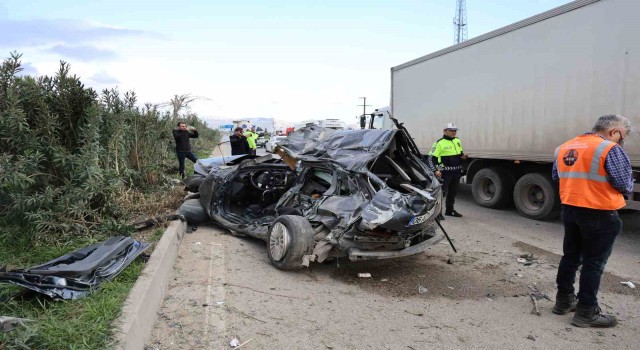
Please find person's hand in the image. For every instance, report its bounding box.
[461,154,468,160]
[435,170,442,178]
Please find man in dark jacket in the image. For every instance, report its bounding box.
[230,127,251,155]
[173,122,198,179]
[428,122,467,219]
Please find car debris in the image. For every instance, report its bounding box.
[178,120,455,270]
[620,281,636,289]
[0,316,31,332]
[0,236,149,300]
[229,338,240,347]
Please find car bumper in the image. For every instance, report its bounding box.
[347,230,445,261]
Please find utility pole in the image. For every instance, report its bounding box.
[453,0,468,44]
[358,97,371,129]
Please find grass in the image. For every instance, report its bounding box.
[0,261,145,349]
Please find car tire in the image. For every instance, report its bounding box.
[177,198,210,224]
[513,173,560,220]
[471,167,513,208]
[267,215,315,270]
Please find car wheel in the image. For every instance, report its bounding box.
[267,215,315,270]
[471,167,513,208]
[177,198,210,224]
[513,173,560,220]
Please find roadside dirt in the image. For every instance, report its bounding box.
[145,145,639,349]
[147,220,639,349]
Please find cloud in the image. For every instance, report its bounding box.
[0,18,147,48]
[47,44,118,61]
[89,70,120,85]
[15,62,38,77]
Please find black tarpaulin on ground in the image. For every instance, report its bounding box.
[0,236,149,300]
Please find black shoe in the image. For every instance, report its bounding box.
[552,292,577,315]
[445,210,462,217]
[571,305,617,328]
[437,214,445,221]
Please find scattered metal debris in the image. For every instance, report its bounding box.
[620,281,636,289]
[527,285,551,316]
[0,237,149,300]
[517,253,536,266]
[404,310,424,316]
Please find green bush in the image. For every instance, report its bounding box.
[0,52,220,245]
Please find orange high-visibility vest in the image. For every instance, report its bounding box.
[555,134,626,210]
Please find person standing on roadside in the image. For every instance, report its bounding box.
[428,122,467,219]
[552,114,633,328]
[244,126,259,155]
[173,122,198,179]
[230,127,251,155]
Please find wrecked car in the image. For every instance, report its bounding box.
[181,123,447,270]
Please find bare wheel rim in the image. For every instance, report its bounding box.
[522,183,545,210]
[269,222,290,261]
[479,177,496,200]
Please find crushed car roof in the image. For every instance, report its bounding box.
[278,126,398,170]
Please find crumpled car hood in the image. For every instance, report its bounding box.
[0,236,149,300]
[278,126,397,171]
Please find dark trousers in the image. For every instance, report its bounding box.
[441,171,461,212]
[556,204,621,307]
[176,151,198,178]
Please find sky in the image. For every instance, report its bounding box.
[0,0,571,126]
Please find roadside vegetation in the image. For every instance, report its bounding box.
[0,52,220,349]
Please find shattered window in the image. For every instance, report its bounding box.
[301,169,333,196]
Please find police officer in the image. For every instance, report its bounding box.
[244,126,259,155]
[428,123,468,219]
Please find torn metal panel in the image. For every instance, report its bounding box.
[0,237,149,300]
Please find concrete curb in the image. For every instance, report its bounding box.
[113,219,186,350]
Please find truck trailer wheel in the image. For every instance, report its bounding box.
[267,215,315,270]
[471,167,513,208]
[513,173,559,220]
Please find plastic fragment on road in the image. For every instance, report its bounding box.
[620,281,636,289]
[418,285,428,294]
[358,273,371,278]
[230,338,240,347]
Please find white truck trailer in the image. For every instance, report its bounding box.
[390,0,639,220]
